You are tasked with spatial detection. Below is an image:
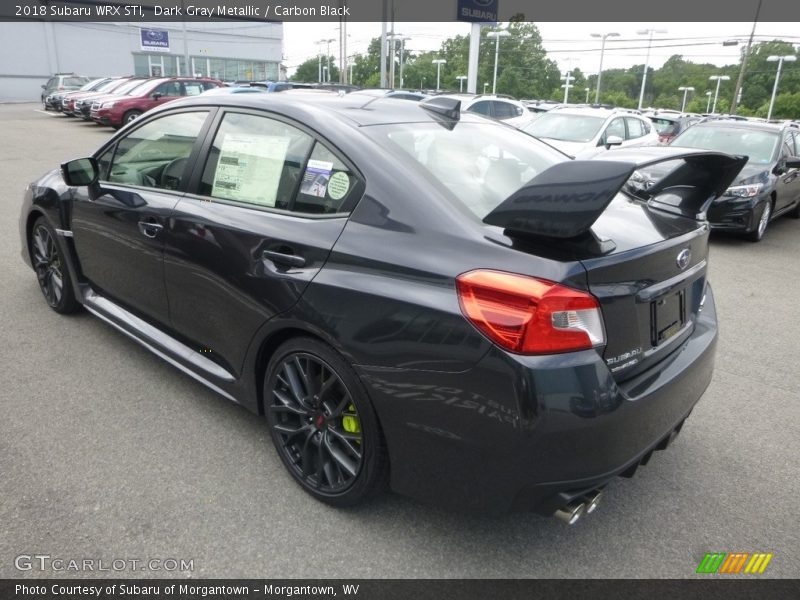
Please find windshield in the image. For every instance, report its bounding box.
[111,79,147,95]
[650,118,678,135]
[125,79,161,96]
[672,126,779,165]
[365,122,566,218]
[64,77,90,87]
[523,113,606,142]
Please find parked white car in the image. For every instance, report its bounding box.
[519,106,659,158]
[430,94,534,128]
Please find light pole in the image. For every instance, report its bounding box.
[322,66,328,83]
[432,59,446,92]
[708,75,730,114]
[561,70,574,103]
[705,91,712,113]
[399,36,411,89]
[483,82,489,93]
[585,87,590,103]
[678,86,695,112]
[766,55,796,120]
[487,30,511,95]
[636,28,667,110]
[456,75,467,93]
[324,38,335,82]
[591,32,619,104]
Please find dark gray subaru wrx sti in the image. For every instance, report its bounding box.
[19,92,746,523]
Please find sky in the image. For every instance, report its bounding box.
[282,21,800,79]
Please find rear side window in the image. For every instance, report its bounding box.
[492,101,519,120]
[199,112,362,214]
[469,101,492,116]
[183,81,206,96]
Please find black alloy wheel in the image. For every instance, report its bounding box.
[31,218,78,314]
[264,338,387,506]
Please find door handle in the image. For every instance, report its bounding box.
[262,250,306,268]
[138,220,163,239]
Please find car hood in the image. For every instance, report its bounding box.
[730,162,770,186]
[536,138,592,158]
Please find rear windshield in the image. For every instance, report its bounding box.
[650,118,679,135]
[365,122,566,218]
[672,126,780,164]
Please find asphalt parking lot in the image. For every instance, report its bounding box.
[1,103,798,579]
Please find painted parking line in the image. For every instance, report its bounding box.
[34,109,61,117]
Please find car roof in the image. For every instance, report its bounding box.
[694,119,790,133]
[547,106,642,118]
[161,90,494,128]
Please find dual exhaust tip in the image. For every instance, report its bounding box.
[553,491,603,525]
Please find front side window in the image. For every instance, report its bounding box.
[99,111,209,190]
[492,101,519,120]
[625,117,645,139]
[603,118,626,143]
[154,81,182,97]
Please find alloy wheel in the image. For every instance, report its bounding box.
[756,201,771,240]
[32,225,64,308]
[268,352,364,494]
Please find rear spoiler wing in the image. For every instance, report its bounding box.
[483,148,747,241]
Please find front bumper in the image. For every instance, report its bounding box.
[706,195,764,232]
[359,284,718,513]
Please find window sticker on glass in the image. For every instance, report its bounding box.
[300,159,333,198]
[327,171,350,201]
[212,133,290,206]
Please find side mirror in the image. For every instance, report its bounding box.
[152,92,163,100]
[61,157,99,186]
[785,157,800,169]
[605,135,624,149]
[41,84,46,89]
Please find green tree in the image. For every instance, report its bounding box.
[291,56,339,83]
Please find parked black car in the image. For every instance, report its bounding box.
[19,93,745,521]
[669,120,800,241]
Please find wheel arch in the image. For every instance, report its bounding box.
[253,324,342,417]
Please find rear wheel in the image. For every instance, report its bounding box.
[30,217,79,314]
[747,200,771,242]
[264,337,388,506]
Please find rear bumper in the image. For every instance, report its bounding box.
[359,284,718,513]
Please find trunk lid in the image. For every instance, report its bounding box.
[483,147,746,380]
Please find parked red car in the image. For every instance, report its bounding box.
[90,77,222,128]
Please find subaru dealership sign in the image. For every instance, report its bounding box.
[140,28,170,52]
[457,0,499,22]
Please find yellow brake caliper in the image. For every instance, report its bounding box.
[342,403,361,444]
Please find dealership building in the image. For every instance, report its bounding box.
[0,21,284,102]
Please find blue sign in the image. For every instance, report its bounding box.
[140,29,170,52]
[457,0,499,23]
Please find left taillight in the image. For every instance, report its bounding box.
[456,270,605,355]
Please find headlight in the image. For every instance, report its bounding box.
[723,183,763,198]
[101,101,116,108]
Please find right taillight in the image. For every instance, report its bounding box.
[456,270,605,355]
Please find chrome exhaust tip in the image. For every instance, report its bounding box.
[583,491,603,514]
[553,502,586,525]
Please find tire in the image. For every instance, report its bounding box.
[123,110,142,125]
[264,337,388,507]
[747,200,772,242]
[30,217,79,314]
